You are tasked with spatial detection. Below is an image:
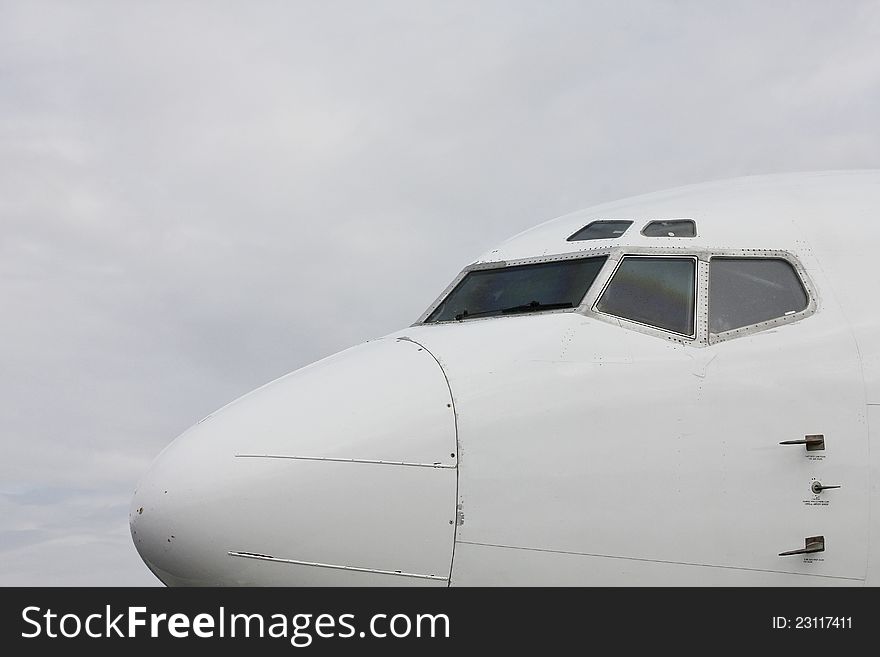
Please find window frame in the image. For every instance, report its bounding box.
[415,248,617,325]
[706,250,816,345]
[416,246,816,347]
[640,218,697,238]
[566,220,634,242]
[592,253,700,340]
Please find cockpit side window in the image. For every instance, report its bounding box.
[567,220,633,241]
[424,256,607,323]
[709,257,808,333]
[596,256,697,336]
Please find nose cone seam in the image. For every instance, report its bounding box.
[130,337,458,586]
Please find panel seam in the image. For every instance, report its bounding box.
[228,552,448,581]
[397,336,461,588]
[234,454,454,469]
[456,540,864,582]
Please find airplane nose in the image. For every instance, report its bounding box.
[130,337,458,586]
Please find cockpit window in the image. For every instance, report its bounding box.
[425,257,608,323]
[709,257,808,333]
[596,256,696,336]
[641,219,696,237]
[567,220,633,242]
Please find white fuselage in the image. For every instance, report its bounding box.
[131,171,880,586]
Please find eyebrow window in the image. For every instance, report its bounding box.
[641,219,696,237]
[709,257,809,333]
[425,256,608,323]
[567,220,633,241]
[596,256,697,336]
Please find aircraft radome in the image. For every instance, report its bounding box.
[131,171,880,586]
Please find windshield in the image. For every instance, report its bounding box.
[425,256,608,323]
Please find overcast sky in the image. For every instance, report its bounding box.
[2,1,879,586]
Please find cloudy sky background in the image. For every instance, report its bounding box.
[2,1,879,585]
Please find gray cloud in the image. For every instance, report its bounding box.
[2,0,879,585]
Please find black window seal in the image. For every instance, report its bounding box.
[593,253,699,339]
[566,220,633,242]
[640,219,697,238]
[706,252,815,342]
[415,249,614,325]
